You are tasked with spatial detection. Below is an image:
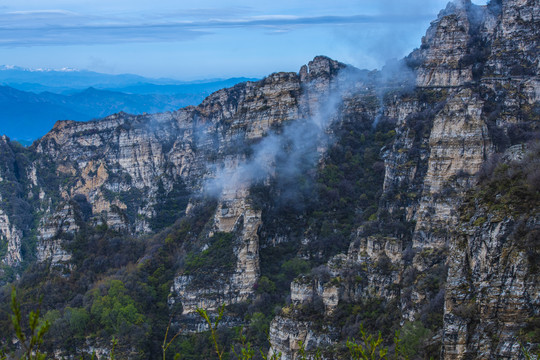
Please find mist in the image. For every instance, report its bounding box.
[197,0,483,200]
[201,57,415,200]
[203,68,365,199]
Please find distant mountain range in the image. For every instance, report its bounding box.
[0,66,255,94]
[0,66,257,142]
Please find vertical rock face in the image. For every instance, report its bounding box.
[0,210,22,266]
[413,89,493,248]
[0,136,29,268]
[36,202,79,264]
[267,0,539,358]
[443,145,540,360]
[169,185,262,317]
[415,1,477,87]
[217,187,262,308]
[407,7,538,359]
[444,218,539,359]
[485,0,540,78]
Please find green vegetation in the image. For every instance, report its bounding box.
[3,290,538,360]
[89,280,145,335]
[398,322,430,359]
[184,232,236,276]
[521,343,540,360]
[0,200,218,358]
[472,146,540,218]
[522,316,540,346]
[150,180,191,231]
[250,114,398,270]
[8,288,50,360]
[346,325,388,360]
[196,305,226,360]
[334,298,402,343]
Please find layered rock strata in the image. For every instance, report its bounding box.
[0,0,536,358]
[269,0,539,358]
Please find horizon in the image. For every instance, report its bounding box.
[1,0,488,80]
[0,64,255,83]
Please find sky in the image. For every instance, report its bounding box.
[0,0,488,80]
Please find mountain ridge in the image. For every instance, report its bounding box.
[0,77,258,141]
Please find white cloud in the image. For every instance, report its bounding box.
[7,9,78,15]
[0,9,436,47]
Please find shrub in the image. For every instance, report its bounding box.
[184,232,236,276]
[89,280,145,335]
[399,321,430,358]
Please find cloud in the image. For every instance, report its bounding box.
[201,14,431,27]
[0,27,210,47]
[0,8,435,47]
[7,9,78,15]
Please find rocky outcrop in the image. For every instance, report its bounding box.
[169,186,262,316]
[0,136,28,268]
[484,0,540,78]
[268,315,337,360]
[269,235,404,358]
[413,88,493,248]
[0,209,22,266]
[443,145,540,359]
[414,1,478,87]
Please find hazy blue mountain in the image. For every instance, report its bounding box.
[0,66,175,90]
[0,67,257,142]
[101,78,259,95]
[0,66,256,94]
[0,82,253,142]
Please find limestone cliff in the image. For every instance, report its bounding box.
[0,0,537,358]
[0,56,361,326]
[0,136,30,269]
[268,0,539,359]
[443,144,539,359]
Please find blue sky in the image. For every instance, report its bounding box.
[0,0,488,80]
